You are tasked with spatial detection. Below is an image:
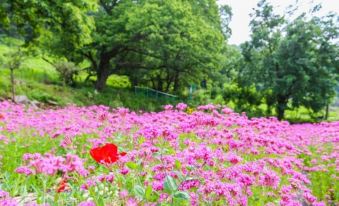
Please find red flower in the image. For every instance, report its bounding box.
[90,143,126,164]
[0,114,4,120]
[56,178,69,193]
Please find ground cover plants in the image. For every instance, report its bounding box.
[0,102,338,206]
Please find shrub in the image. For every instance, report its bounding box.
[54,61,80,86]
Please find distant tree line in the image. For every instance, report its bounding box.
[0,0,338,120]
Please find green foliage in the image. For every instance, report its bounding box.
[106,75,131,88]
[133,185,145,200]
[163,175,178,194]
[276,15,338,114]
[1,47,25,70]
[120,0,225,93]
[77,0,226,91]
[0,0,338,122]
[0,65,178,111]
[238,0,339,120]
[0,0,95,49]
[54,61,80,86]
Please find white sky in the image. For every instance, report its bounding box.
[218,0,339,45]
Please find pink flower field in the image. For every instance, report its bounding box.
[0,101,338,206]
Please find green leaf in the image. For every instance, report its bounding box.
[138,137,145,144]
[145,185,159,202]
[174,191,190,200]
[164,175,177,194]
[145,185,153,201]
[174,160,182,170]
[126,162,138,169]
[133,185,145,200]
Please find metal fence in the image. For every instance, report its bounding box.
[134,86,178,101]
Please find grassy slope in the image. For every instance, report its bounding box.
[0,44,177,111]
[0,68,177,111]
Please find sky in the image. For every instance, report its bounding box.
[217,0,339,45]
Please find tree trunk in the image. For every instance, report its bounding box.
[10,68,15,102]
[324,104,329,120]
[277,105,285,121]
[157,75,163,91]
[266,105,272,116]
[173,72,180,92]
[266,99,273,116]
[95,53,111,91]
[165,80,172,93]
[95,67,110,91]
[276,95,288,120]
[130,77,138,88]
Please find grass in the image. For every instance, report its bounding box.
[0,39,179,111]
[0,66,178,111]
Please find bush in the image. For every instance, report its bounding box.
[54,61,79,86]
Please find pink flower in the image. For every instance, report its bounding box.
[15,166,33,176]
[78,201,95,206]
[259,170,280,189]
[179,179,200,190]
[0,190,17,206]
[226,153,242,164]
[120,168,129,175]
[152,180,164,191]
[126,198,138,206]
[16,153,88,177]
[1,101,339,205]
[304,192,316,203]
[176,103,187,111]
[119,190,129,198]
[163,105,173,110]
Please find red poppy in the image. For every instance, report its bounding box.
[56,178,68,193]
[90,143,126,164]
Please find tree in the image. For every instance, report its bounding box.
[1,48,25,102]
[241,0,339,120]
[81,0,225,92]
[247,0,284,116]
[121,0,225,93]
[1,0,228,93]
[0,0,94,48]
[219,5,233,39]
[275,14,338,119]
[0,0,95,92]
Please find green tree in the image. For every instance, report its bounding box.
[275,14,338,119]
[242,0,338,120]
[0,0,95,91]
[82,0,225,92]
[247,0,284,116]
[122,0,225,93]
[1,0,227,93]
[1,48,25,102]
[0,0,94,48]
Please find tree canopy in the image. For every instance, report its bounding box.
[0,0,338,120]
[0,0,95,48]
[238,0,339,119]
